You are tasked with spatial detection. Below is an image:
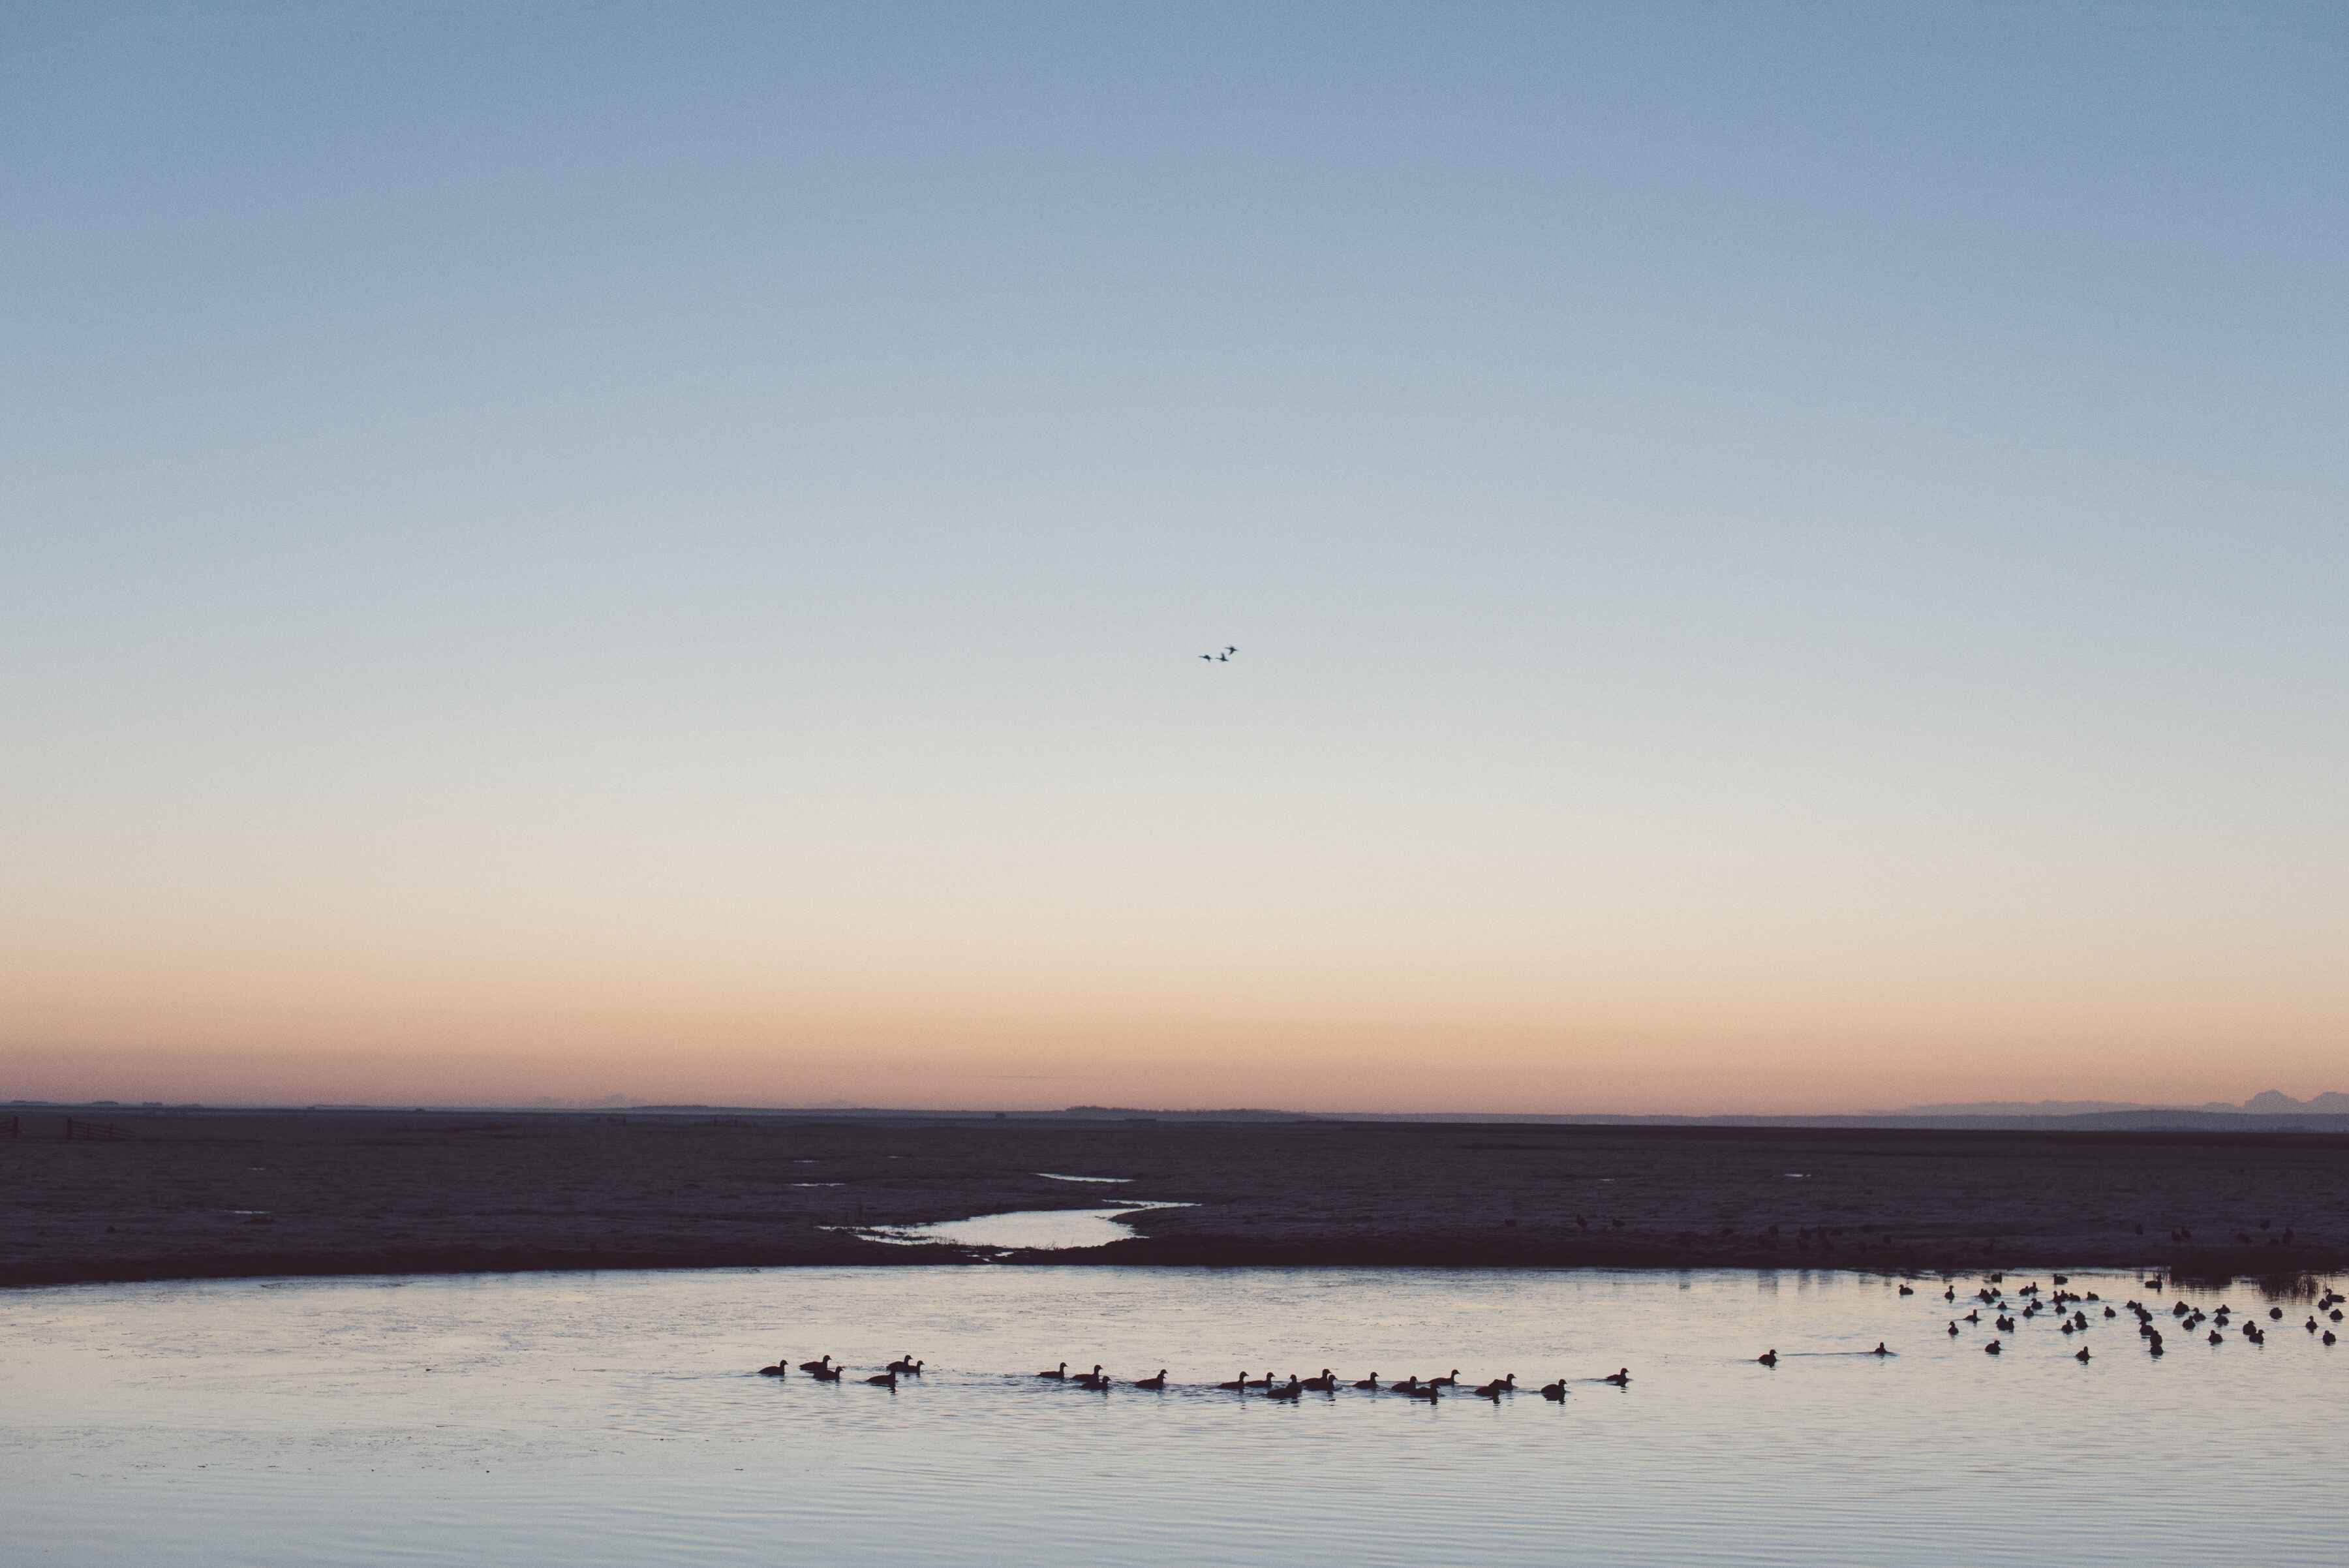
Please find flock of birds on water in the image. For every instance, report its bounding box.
[752,1272,2345,1399]
[1926,1271,2347,1361]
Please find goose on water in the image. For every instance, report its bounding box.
[863,1371,898,1389]
[757,1355,789,1376]
[1216,1372,1251,1391]
[1353,1374,1381,1391]
[797,1356,833,1374]
[1037,1362,1069,1380]
[1134,1370,1168,1390]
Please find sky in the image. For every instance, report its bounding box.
[7,2,2346,1113]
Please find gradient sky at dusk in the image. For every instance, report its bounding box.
[8,3,2346,1111]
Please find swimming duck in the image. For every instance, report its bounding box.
[1758,1350,1778,1366]
[1539,1379,1567,1401]
[1134,1370,1167,1390]
[1473,1375,1515,1396]
[1037,1362,1069,1380]
[863,1370,898,1389]
[886,1357,925,1375]
[810,1362,843,1381]
[1300,1369,1338,1392]
[1389,1376,1422,1394]
[1216,1372,1251,1391]
[756,1355,789,1376]
[1073,1365,1110,1391]
[1947,1321,1959,1337]
[1603,1368,1631,1385]
[1430,1370,1461,1388]
[1870,1343,1890,1356]
[2325,1331,2337,1346]
[1243,1372,1273,1389]
[1400,1381,1439,1402]
[1353,1373,1381,1391]
[797,1355,834,1374]
[2076,1347,2091,1362]
[1265,1376,1303,1401]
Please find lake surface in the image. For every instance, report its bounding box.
[5,1265,2341,1566]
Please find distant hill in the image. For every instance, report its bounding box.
[1899,1090,2349,1118]
[2243,1089,2349,1114]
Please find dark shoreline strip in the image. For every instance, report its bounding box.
[7,1240,2339,1293]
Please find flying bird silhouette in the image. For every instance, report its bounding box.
[1199,645,1238,662]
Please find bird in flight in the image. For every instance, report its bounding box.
[1199,645,1238,662]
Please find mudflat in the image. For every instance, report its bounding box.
[4,1109,2344,1289]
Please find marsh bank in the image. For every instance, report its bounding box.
[6,1109,2344,1288]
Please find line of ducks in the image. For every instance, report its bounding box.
[1046,1360,1631,1401]
[759,1354,1627,1402]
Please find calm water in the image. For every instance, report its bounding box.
[4,1264,2342,1566]
[853,1201,1189,1250]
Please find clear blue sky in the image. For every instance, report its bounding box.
[7,3,2345,1110]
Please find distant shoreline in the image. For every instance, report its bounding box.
[16,1099,2349,1135]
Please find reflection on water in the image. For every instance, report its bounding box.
[848,1202,1188,1250]
[2,1265,2342,1567]
[1035,1172,1132,1184]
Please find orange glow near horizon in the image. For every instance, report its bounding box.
[10,888,2344,1112]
